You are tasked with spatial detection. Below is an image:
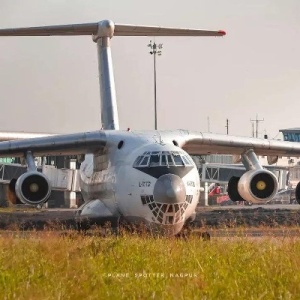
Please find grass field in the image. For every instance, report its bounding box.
[1,231,300,300]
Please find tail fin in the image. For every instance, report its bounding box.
[0,20,225,130]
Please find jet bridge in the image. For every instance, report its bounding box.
[42,165,80,192]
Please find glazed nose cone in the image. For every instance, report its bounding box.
[153,174,186,204]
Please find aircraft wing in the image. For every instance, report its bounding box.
[0,131,107,157]
[0,131,54,142]
[179,131,300,157]
[0,130,298,158]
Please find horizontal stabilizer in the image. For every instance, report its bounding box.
[0,23,98,36]
[0,21,225,37]
[114,24,226,36]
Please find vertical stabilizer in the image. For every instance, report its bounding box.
[0,20,225,131]
[93,21,119,130]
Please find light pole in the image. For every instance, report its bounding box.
[148,40,163,130]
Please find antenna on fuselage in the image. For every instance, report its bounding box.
[0,20,226,130]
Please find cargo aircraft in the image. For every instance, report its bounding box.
[0,20,300,236]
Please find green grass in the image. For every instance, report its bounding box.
[1,231,300,299]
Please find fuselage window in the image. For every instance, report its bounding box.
[173,155,184,166]
[140,156,150,166]
[150,154,160,166]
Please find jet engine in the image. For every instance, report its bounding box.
[14,172,51,205]
[295,182,300,205]
[228,170,278,204]
[227,176,244,202]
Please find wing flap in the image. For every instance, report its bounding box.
[0,131,107,157]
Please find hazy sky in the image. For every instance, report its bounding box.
[0,0,300,139]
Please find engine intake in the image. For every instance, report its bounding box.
[237,169,278,204]
[15,172,51,205]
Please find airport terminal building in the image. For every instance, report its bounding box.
[280,128,300,143]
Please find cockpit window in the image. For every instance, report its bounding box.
[134,156,144,166]
[167,155,174,166]
[173,154,184,166]
[134,151,193,168]
[150,154,160,166]
[161,155,167,166]
[182,155,192,166]
[140,156,150,166]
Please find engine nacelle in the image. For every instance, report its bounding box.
[228,176,244,202]
[238,169,278,204]
[295,182,300,205]
[15,172,51,205]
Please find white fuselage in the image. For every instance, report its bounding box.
[78,131,201,235]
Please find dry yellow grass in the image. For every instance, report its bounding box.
[0,230,300,299]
